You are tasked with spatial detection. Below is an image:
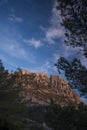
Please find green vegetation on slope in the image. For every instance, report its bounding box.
[0,61,28,130]
[45,103,87,130]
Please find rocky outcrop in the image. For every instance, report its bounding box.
[12,70,82,106]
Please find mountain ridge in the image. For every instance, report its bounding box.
[11,70,82,106]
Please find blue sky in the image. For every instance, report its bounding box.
[0,0,87,103]
[0,0,86,76]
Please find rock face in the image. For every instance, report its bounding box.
[13,71,82,106]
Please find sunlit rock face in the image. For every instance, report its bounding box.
[13,70,82,106]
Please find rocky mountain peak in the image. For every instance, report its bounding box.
[13,70,82,106]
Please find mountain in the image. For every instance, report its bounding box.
[11,70,82,106]
[0,70,84,130]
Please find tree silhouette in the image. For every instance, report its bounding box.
[55,57,87,97]
[57,0,87,57]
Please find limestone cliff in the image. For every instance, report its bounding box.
[12,70,82,106]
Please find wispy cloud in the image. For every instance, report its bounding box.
[24,38,43,48]
[51,1,62,27]
[53,53,60,61]
[43,1,64,44]
[38,61,58,75]
[46,28,64,44]
[2,43,27,59]
[0,25,37,64]
[53,45,80,62]
[26,61,54,74]
[41,61,52,71]
[8,14,23,23]
[0,54,18,70]
[40,25,46,31]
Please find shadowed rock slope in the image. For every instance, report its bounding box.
[11,70,82,106]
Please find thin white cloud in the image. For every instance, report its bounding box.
[0,54,19,70]
[53,53,60,61]
[41,61,52,70]
[40,25,46,31]
[0,25,36,64]
[27,61,53,74]
[62,45,80,58]
[8,14,23,23]
[1,42,36,63]
[51,1,62,27]
[38,61,58,75]
[53,44,80,62]
[24,38,43,48]
[2,43,27,59]
[46,28,64,44]
[42,1,64,44]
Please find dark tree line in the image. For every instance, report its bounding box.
[45,103,87,130]
[0,60,26,130]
